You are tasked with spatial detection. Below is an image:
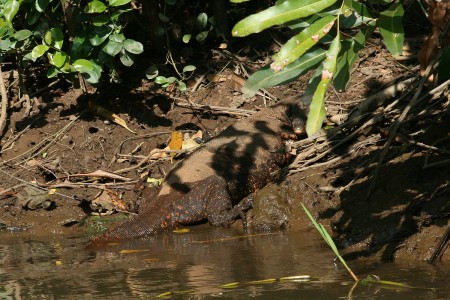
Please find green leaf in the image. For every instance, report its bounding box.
[123,39,143,54]
[343,0,352,14]
[72,59,94,72]
[339,1,374,28]
[92,14,110,26]
[110,8,131,21]
[378,2,404,57]
[0,39,13,51]
[351,1,373,19]
[22,52,34,62]
[109,33,125,43]
[166,77,177,83]
[195,31,208,42]
[89,26,112,46]
[155,76,176,86]
[73,59,102,83]
[71,36,93,59]
[165,0,177,5]
[44,27,64,49]
[286,14,320,30]
[158,13,169,23]
[26,9,41,25]
[31,44,49,59]
[47,52,54,65]
[36,0,50,13]
[178,81,187,92]
[32,19,49,39]
[85,0,107,13]
[271,15,335,71]
[333,22,375,91]
[366,0,391,3]
[53,51,67,68]
[232,0,337,37]
[0,24,14,38]
[197,12,208,30]
[103,39,122,56]
[98,50,115,67]
[306,33,340,136]
[182,34,191,43]
[109,0,131,6]
[13,30,32,41]
[243,48,326,97]
[145,64,158,80]
[183,65,196,73]
[230,0,249,2]
[85,60,102,83]
[4,0,20,23]
[47,66,59,78]
[120,50,135,66]
[62,61,72,73]
[155,76,168,84]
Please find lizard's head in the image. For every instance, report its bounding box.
[291,117,306,136]
[287,100,308,137]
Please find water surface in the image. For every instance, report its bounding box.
[0,226,448,299]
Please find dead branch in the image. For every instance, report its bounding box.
[0,64,9,139]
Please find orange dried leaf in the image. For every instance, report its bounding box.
[168,131,183,156]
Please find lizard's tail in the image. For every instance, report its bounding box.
[85,212,171,249]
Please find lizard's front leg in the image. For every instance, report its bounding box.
[204,176,253,227]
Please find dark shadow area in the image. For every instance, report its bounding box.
[322,103,450,261]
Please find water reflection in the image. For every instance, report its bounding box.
[0,227,449,299]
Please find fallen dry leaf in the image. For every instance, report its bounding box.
[146,177,163,187]
[89,101,136,134]
[168,131,183,154]
[191,130,203,140]
[173,228,190,233]
[143,258,160,262]
[17,186,53,210]
[206,73,227,83]
[66,169,131,182]
[119,249,150,254]
[90,189,127,214]
[182,137,200,150]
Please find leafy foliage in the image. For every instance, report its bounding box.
[233,0,405,136]
[1,0,408,129]
[0,0,142,83]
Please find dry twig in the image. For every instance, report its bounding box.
[172,97,255,116]
[0,64,8,138]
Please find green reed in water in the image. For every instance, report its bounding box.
[302,204,414,290]
[301,204,359,282]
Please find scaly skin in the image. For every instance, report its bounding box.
[86,96,307,248]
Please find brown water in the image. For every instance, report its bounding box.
[0,226,449,299]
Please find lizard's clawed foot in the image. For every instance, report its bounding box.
[238,197,254,230]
